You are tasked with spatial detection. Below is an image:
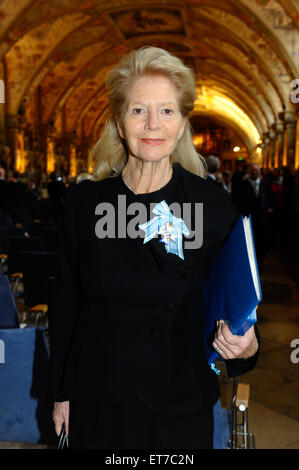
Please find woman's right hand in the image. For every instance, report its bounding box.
[53,401,70,436]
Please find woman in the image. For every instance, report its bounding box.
[50,47,259,449]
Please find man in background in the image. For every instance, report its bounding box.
[205,155,224,189]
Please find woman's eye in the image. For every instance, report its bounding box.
[162,108,174,115]
[132,108,145,115]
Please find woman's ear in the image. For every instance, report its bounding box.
[116,117,125,139]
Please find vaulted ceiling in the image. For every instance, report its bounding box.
[0,0,298,157]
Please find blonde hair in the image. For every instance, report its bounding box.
[77,47,206,183]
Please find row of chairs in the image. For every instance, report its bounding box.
[0,207,58,445]
[0,208,61,326]
[0,273,56,445]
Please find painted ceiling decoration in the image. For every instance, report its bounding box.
[0,0,298,171]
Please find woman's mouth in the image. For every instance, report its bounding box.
[141,139,165,146]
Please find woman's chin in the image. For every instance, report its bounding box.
[131,151,171,163]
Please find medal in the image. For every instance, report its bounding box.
[138,200,190,260]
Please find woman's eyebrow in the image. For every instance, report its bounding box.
[130,101,177,106]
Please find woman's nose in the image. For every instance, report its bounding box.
[145,110,160,131]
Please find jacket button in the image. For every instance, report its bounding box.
[166,300,176,311]
[151,329,161,340]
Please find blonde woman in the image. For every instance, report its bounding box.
[50,47,259,449]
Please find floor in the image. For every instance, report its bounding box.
[0,249,299,450]
[237,251,299,449]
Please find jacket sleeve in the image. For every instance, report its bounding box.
[202,186,261,377]
[48,184,80,402]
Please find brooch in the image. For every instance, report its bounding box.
[138,200,190,259]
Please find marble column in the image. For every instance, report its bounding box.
[262,132,270,169]
[269,128,276,169]
[60,131,74,174]
[5,114,19,170]
[284,111,297,168]
[275,120,284,168]
[295,109,299,171]
[0,60,5,144]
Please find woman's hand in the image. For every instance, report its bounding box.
[212,320,258,360]
[53,401,70,436]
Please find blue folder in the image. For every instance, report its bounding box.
[202,215,262,365]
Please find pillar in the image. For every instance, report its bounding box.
[275,119,284,167]
[262,132,270,169]
[295,109,299,171]
[269,128,276,169]
[284,111,297,168]
[0,59,5,145]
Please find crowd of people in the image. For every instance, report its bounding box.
[205,155,298,272]
[0,153,298,274]
[0,161,74,224]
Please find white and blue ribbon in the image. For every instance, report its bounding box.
[210,362,220,375]
[138,200,190,260]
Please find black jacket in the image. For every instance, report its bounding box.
[49,163,260,413]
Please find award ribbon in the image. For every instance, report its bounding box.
[138,200,190,260]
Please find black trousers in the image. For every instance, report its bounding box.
[69,389,213,449]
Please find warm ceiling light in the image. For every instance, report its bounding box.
[233,146,240,152]
[193,135,204,146]
[194,88,261,160]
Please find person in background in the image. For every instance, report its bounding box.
[222,170,232,194]
[280,166,297,249]
[0,166,8,211]
[47,171,65,222]
[205,155,224,189]
[231,163,268,272]
[26,179,42,201]
[231,160,248,196]
[215,171,223,184]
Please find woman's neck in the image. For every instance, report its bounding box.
[122,157,173,194]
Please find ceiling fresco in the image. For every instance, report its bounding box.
[110,8,186,38]
[0,0,298,159]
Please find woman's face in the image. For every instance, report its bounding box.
[117,75,186,163]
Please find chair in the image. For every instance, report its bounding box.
[0,226,27,276]
[11,208,32,233]
[7,236,45,297]
[0,226,10,255]
[0,327,56,444]
[0,274,20,328]
[22,251,59,326]
[0,212,12,227]
[231,382,255,449]
[24,200,50,224]
[213,372,255,449]
[7,236,45,276]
